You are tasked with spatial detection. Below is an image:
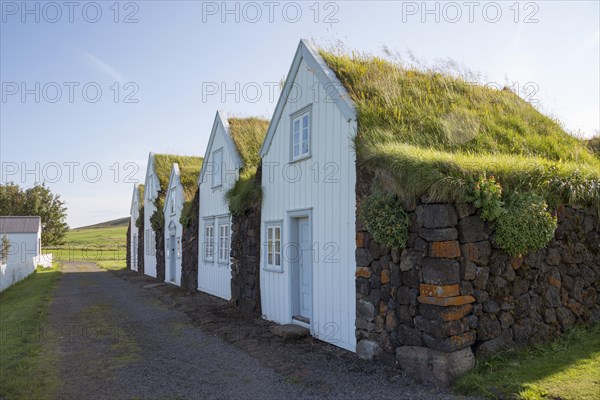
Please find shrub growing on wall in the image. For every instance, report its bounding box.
[359,193,409,249]
[467,175,503,221]
[494,192,557,256]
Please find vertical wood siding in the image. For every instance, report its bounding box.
[260,58,357,352]
[163,177,184,286]
[198,121,235,300]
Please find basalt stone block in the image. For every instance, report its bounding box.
[461,260,477,281]
[399,325,423,346]
[489,252,508,276]
[429,241,461,259]
[472,266,490,289]
[396,286,412,305]
[460,281,474,296]
[476,330,514,358]
[546,248,561,266]
[422,258,460,285]
[477,314,501,341]
[357,299,376,321]
[458,216,487,243]
[355,267,372,279]
[417,295,475,307]
[461,241,492,265]
[419,303,473,322]
[356,248,374,267]
[356,339,383,361]
[396,346,475,386]
[423,330,476,353]
[419,228,458,242]
[400,249,423,272]
[401,268,421,288]
[419,283,460,298]
[414,315,470,339]
[417,204,458,229]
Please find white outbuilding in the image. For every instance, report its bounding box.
[197,111,269,300]
[163,159,202,286]
[0,216,50,291]
[258,40,358,351]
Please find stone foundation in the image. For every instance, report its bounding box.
[356,172,600,384]
[137,222,144,274]
[155,226,165,282]
[181,189,199,293]
[230,165,262,318]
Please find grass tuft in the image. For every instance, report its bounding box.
[454,324,600,399]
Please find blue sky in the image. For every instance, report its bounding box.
[1,1,598,227]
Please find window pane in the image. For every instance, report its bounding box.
[275,227,280,240]
[294,119,300,134]
[293,144,299,157]
[302,141,309,155]
[275,253,280,266]
[302,127,309,141]
[302,115,309,128]
[268,227,272,241]
[268,253,273,265]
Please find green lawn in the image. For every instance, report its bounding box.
[455,324,600,399]
[0,265,62,399]
[45,224,127,270]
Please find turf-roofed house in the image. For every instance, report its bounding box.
[128,183,143,272]
[163,158,203,286]
[261,40,600,383]
[143,153,203,281]
[198,111,269,302]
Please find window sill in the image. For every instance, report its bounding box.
[289,154,311,164]
[263,266,284,273]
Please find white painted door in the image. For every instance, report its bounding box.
[298,218,312,320]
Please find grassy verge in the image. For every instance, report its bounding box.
[454,324,600,399]
[0,264,62,399]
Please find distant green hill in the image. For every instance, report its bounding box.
[73,217,129,230]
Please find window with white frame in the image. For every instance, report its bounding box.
[177,236,181,258]
[218,223,230,263]
[204,224,214,261]
[266,224,281,269]
[292,109,310,160]
[170,190,175,215]
[212,148,223,187]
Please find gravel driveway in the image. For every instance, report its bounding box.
[47,262,470,400]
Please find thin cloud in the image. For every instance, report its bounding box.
[81,51,125,82]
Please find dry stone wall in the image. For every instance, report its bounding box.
[230,165,262,318]
[356,187,600,384]
[181,189,200,293]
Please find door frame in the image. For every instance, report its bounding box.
[286,208,313,328]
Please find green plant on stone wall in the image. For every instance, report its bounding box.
[150,197,164,231]
[467,174,504,222]
[359,192,410,250]
[494,192,557,256]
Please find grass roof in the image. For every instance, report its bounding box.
[319,50,600,207]
[137,184,144,202]
[153,154,203,201]
[228,117,270,168]
[224,117,270,216]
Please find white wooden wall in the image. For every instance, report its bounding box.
[164,176,184,286]
[129,189,139,272]
[144,164,158,278]
[1,231,41,292]
[198,121,237,300]
[260,58,357,352]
